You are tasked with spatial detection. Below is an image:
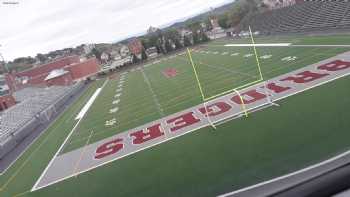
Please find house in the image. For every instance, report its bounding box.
[83,44,95,55]
[128,39,144,59]
[262,0,296,10]
[100,52,110,64]
[146,47,158,59]
[178,28,194,46]
[120,45,130,58]
[226,27,236,37]
[206,16,226,39]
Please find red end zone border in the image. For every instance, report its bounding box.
[32,52,350,192]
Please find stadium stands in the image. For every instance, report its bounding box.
[0,83,84,159]
[242,1,350,34]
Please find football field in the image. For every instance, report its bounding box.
[1,34,350,197]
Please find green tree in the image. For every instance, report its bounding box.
[141,50,147,60]
[91,48,102,60]
[36,53,47,63]
[218,14,230,28]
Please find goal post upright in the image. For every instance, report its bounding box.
[233,89,249,118]
[249,26,278,106]
[186,48,217,130]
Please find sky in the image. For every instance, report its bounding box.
[0,0,234,61]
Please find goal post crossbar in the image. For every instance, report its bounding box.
[186,25,278,124]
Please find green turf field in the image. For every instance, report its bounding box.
[0,34,350,197]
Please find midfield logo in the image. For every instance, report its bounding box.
[162,68,178,78]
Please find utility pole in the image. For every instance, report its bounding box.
[0,44,10,73]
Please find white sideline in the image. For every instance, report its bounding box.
[31,70,350,192]
[31,79,109,192]
[75,88,102,120]
[217,72,350,197]
[225,43,291,47]
[218,150,350,197]
[225,44,350,47]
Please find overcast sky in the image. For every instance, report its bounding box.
[0,0,234,61]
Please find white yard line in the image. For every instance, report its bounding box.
[31,79,109,192]
[225,43,292,47]
[177,55,257,79]
[218,150,350,197]
[217,72,350,197]
[73,130,94,177]
[33,70,350,192]
[140,69,165,117]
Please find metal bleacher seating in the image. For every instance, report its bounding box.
[242,1,350,34]
[0,83,84,159]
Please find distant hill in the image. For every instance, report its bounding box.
[167,1,236,29]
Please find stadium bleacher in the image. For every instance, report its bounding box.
[242,1,350,34]
[0,83,84,159]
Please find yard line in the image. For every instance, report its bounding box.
[140,69,165,116]
[73,130,94,177]
[177,55,256,79]
[218,149,350,197]
[34,65,350,191]
[225,43,292,47]
[31,79,109,192]
[198,60,257,79]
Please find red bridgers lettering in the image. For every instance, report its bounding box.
[318,60,350,72]
[231,89,267,105]
[265,82,291,93]
[130,124,164,145]
[95,138,124,160]
[280,71,328,84]
[198,102,232,117]
[167,112,201,132]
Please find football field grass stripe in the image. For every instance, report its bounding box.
[141,68,164,116]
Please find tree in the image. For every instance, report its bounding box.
[132,54,140,64]
[226,0,259,28]
[184,36,192,47]
[91,48,102,60]
[186,21,201,32]
[36,53,47,63]
[201,32,210,42]
[141,50,148,60]
[204,17,213,31]
[218,13,230,29]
